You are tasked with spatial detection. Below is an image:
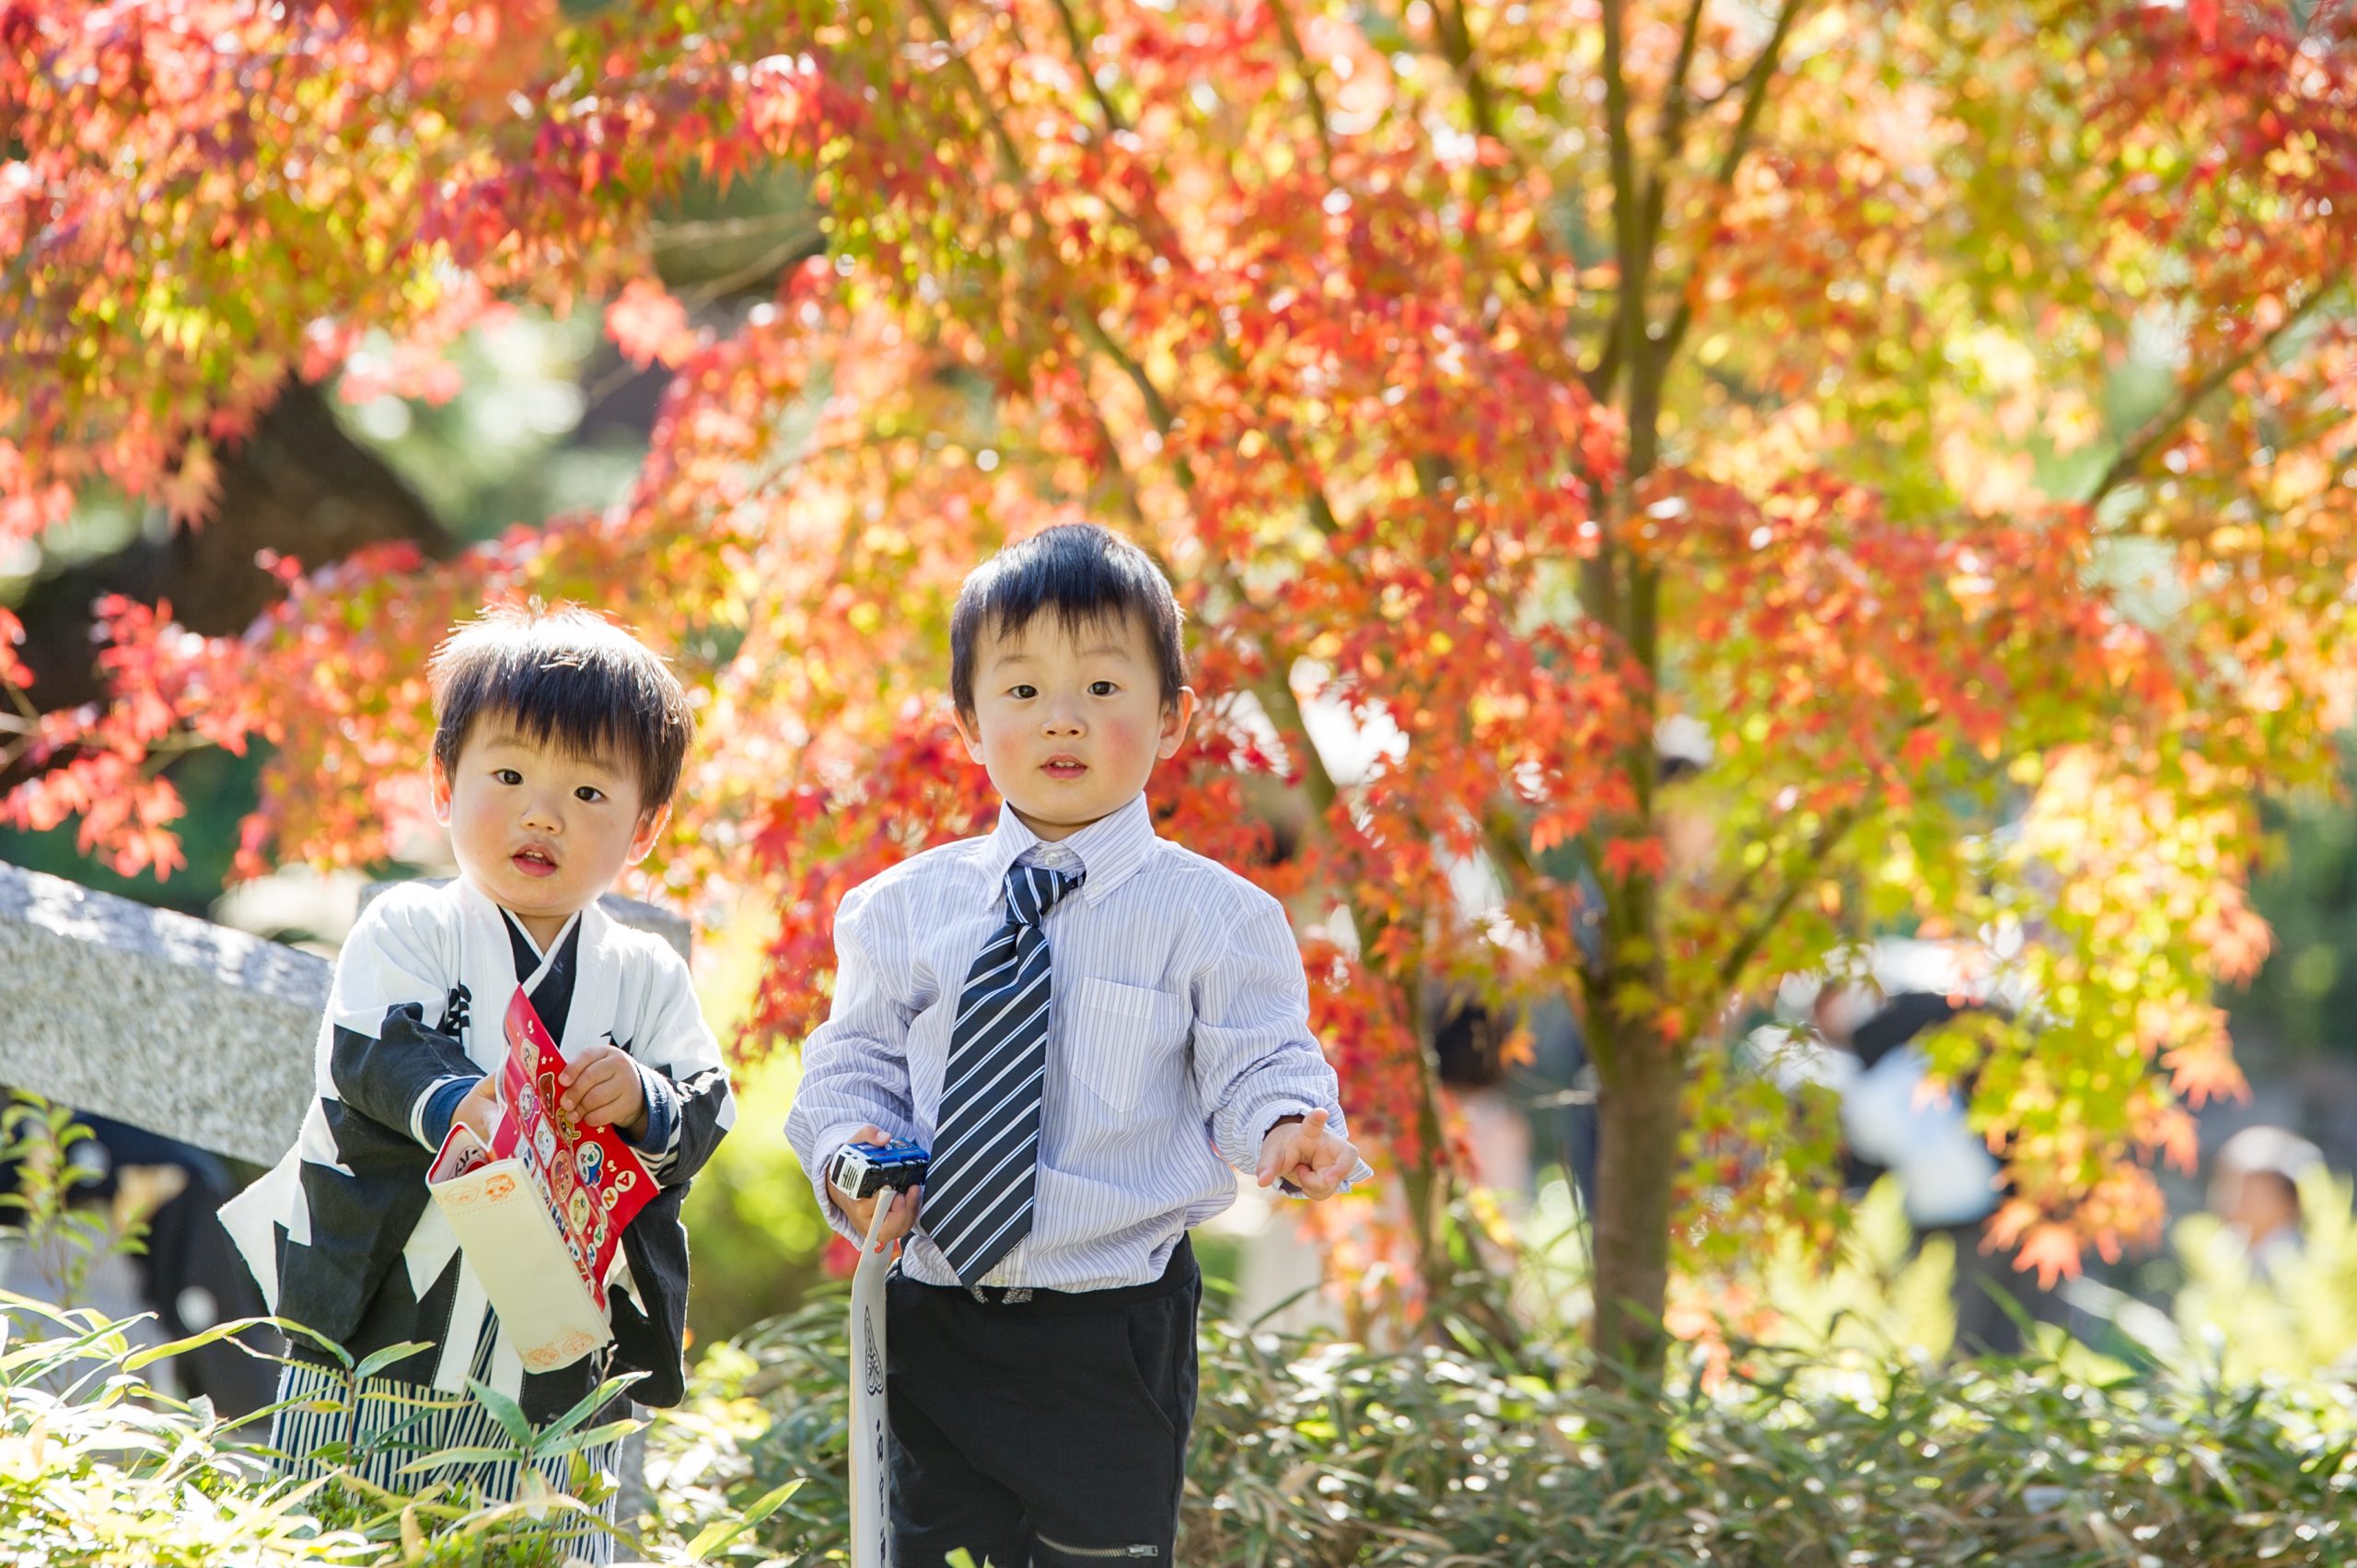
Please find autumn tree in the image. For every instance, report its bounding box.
[7,0,2357,1382]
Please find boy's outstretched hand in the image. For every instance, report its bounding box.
[558,1044,648,1138]
[827,1126,923,1252]
[1257,1108,1359,1200]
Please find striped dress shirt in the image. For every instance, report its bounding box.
[785,792,1373,1292]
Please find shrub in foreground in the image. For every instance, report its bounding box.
[653,1295,2357,1567]
[9,1282,2357,1566]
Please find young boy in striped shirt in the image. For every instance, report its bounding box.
[786,522,1372,1565]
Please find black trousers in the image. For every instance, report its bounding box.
[885,1236,1200,1566]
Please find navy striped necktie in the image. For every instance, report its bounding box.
[923,861,1085,1285]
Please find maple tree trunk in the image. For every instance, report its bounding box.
[1588,320,1673,1381]
[1580,334,1674,1379]
[8,377,452,714]
[1587,1021,1685,1381]
[1399,1009,1453,1305]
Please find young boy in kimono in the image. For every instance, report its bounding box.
[786,523,1372,1566]
[222,604,735,1560]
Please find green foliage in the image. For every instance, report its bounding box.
[651,1293,2357,1567]
[0,1294,644,1566]
[1736,1178,1963,1364]
[641,1299,857,1561]
[0,1293,391,1566]
[1728,1169,2357,1393]
[0,1092,147,1309]
[15,1268,2357,1566]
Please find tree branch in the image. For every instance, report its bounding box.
[1268,0,1335,174]
[1639,0,1713,253]
[1651,0,1810,376]
[1070,386,1150,528]
[1482,803,1606,994]
[913,0,1032,183]
[1432,0,1503,147]
[1255,663,1343,819]
[1070,326,1352,809]
[674,218,829,308]
[1583,339,1625,401]
[1610,0,1709,405]
[4,378,455,721]
[1047,0,1130,135]
[1598,0,1645,410]
[1069,309,1177,432]
[1215,337,1342,538]
[1715,803,1861,991]
[2083,289,2332,511]
[1271,428,1342,536]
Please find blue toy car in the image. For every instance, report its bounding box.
[829,1137,932,1200]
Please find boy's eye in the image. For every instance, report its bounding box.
[1088,680,1119,697]
[1008,683,1038,700]
[493,768,524,785]
[575,785,605,804]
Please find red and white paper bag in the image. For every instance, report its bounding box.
[426,987,656,1372]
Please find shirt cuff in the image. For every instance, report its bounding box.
[624,1063,682,1180]
[415,1074,480,1150]
[810,1121,899,1243]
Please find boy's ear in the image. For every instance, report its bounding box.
[627,801,673,865]
[1155,686,1199,761]
[950,704,988,765]
[429,754,454,826]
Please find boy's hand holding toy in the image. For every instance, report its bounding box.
[829,1127,927,1253]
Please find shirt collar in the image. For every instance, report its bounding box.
[975,793,1157,910]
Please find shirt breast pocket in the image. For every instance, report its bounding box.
[1067,977,1189,1114]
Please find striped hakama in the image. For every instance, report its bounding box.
[269,1316,625,1566]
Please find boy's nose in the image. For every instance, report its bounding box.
[520,796,564,830]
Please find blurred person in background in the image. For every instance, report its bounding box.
[2208,1124,2321,1285]
[1808,956,2061,1356]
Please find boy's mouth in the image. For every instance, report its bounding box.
[511,845,560,877]
[1041,755,1087,781]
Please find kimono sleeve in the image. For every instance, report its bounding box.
[324,890,481,1148]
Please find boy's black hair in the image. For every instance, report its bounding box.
[429,603,694,811]
[949,523,1186,716]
